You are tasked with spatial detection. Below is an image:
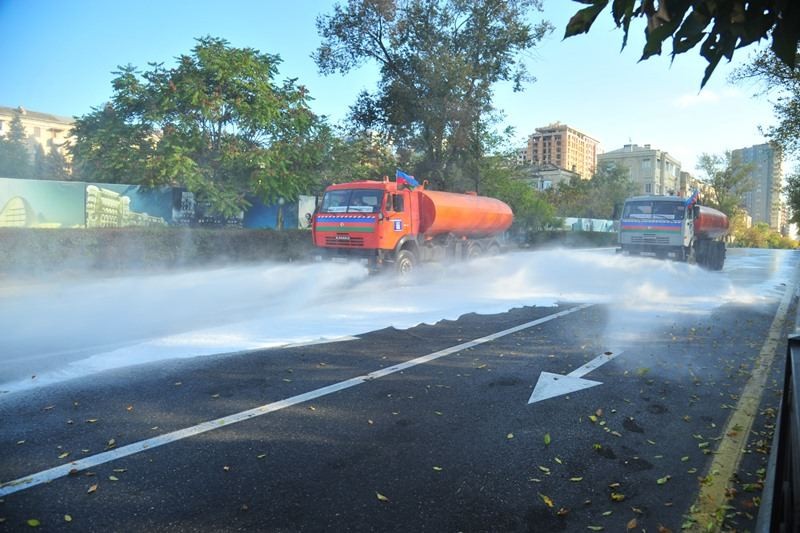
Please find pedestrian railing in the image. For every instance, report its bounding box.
[756,334,800,532]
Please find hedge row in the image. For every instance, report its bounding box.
[0,228,617,278]
[0,228,315,277]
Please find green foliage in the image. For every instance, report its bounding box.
[785,173,800,227]
[545,161,637,219]
[565,0,800,87]
[732,222,797,249]
[0,111,33,179]
[309,127,397,193]
[480,154,558,239]
[696,151,753,218]
[315,0,553,190]
[71,37,324,216]
[731,49,800,158]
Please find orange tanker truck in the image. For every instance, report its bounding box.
[311,173,513,274]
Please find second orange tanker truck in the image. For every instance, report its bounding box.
[311,174,513,274]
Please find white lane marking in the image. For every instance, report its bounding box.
[528,351,623,404]
[0,304,593,497]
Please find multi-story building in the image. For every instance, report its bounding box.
[732,143,783,230]
[598,143,681,196]
[0,105,74,160]
[519,162,579,191]
[525,123,599,179]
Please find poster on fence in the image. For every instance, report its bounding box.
[0,177,85,228]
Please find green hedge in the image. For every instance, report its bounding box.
[523,231,618,248]
[0,228,315,276]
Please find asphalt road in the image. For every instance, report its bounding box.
[1,248,798,532]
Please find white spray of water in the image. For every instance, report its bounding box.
[0,248,791,394]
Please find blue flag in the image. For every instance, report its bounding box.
[396,170,420,189]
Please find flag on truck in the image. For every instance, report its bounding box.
[684,190,699,207]
[396,170,419,189]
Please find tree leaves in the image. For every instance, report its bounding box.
[565,0,800,88]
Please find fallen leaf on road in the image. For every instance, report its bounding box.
[108,476,119,482]
[211,394,220,399]
[610,492,625,502]
[87,484,97,494]
[588,525,604,530]
[507,433,514,440]
[556,507,569,516]
[433,466,443,471]
[544,433,551,446]
[569,477,583,482]
[657,475,671,485]
[538,466,550,474]
[85,419,98,424]
[126,405,133,411]
[64,515,72,522]
[376,492,389,502]
[16,441,24,445]
[555,457,563,464]
[27,518,41,527]
[538,493,554,508]
[58,452,70,459]
[627,518,638,530]
[42,406,54,411]
[257,454,266,459]
[657,525,672,533]
[106,439,116,449]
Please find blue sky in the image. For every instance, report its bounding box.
[0,0,779,174]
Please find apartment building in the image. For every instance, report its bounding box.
[732,143,783,230]
[0,105,74,159]
[525,123,599,179]
[598,143,681,196]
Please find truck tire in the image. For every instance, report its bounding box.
[467,242,483,260]
[395,250,416,276]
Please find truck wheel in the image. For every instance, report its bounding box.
[395,250,416,276]
[467,242,483,260]
[487,244,501,256]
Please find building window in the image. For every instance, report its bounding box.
[645,183,652,193]
[641,159,651,170]
[34,126,41,137]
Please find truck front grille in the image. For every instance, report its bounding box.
[631,234,671,245]
[325,235,365,247]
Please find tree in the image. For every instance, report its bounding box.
[784,172,800,226]
[696,151,753,217]
[565,0,800,87]
[0,111,33,179]
[315,0,553,191]
[731,49,800,154]
[480,154,558,239]
[310,126,397,192]
[733,221,797,249]
[71,37,323,215]
[545,161,637,219]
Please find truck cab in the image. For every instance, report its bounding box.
[311,180,416,270]
[618,195,693,260]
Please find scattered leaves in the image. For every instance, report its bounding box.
[657,475,671,485]
[376,492,389,502]
[433,466,443,471]
[544,433,551,446]
[627,518,638,530]
[58,452,70,460]
[611,492,625,502]
[108,476,119,482]
[87,484,97,494]
[27,518,41,527]
[570,477,584,482]
[506,433,514,440]
[538,493,554,508]
[588,525,604,530]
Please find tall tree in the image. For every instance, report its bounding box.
[71,37,323,215]
[697,151,754,217]
[565,0,800,87]
[0,111,33,179]
[315,0,553,191]
[730,49,800,156]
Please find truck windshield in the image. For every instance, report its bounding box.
[623,201,685,220]
[320,189,384,214]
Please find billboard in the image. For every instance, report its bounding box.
[0,177,86,228]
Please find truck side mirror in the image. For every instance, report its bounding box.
[693,205,700,219]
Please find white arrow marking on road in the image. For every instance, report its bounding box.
[528,351,623,404]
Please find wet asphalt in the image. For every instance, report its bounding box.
[0,249,797,532]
